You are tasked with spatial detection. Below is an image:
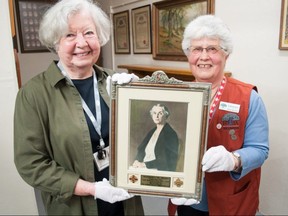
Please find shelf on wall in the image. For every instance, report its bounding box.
[118,64,232,81]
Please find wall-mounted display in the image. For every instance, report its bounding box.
[113,10,131,54]
[279,0,288,50]
[152,0,215,61]
[15,0,56,53]
[131,5,152,54]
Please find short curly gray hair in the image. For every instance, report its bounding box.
[182,15,233,56]
[149,104,170,119]
[39,0,110,52]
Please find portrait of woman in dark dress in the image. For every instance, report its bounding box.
[132,104,179,172]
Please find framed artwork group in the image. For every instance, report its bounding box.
[113,0,215,59]
[13,0,288,53]
[113,5,152,54]
[14,0,215,55]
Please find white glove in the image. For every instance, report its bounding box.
[111,73,139,85]
[170,197,200,205]
[202,145,235,172]
[94,178,133,203]
[106,75,111,96]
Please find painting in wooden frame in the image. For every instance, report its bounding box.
[152,0,215,61]
[110,71,211,200]
[113,10,131,54]
[279,0,288,50]
[131,5,152,54]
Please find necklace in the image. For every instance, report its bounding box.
[209,76,226,123]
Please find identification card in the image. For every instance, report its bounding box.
[93,146,109,171]
[219,101,240,113]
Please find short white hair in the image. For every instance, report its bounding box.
[182,15,233,56]
[150,104,170,118]
[39,0,110,52]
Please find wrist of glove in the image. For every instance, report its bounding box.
[202,145,235,172]
[170,197,200,206]
[94,178,133,203]
[111,73,139,85]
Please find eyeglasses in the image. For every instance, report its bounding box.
[186,45,226,56]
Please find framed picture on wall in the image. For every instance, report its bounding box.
[113,10,131,54]
[109,71,211,199]
[131,5,152,54]
[15,0,56,53]
[279,0,288,50]
[152,0,215,61]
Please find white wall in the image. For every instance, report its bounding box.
[215,1,288,214]
[0,0,38,215]
[18,53,58,85]
[14,0,288,215]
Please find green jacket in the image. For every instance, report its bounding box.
[14,61,143,215]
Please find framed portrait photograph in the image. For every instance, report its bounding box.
[113,10,131,54]
[131,5,152,54]
[110,71,211,200]
[152,0,215,61]
[279,0,288,50]
[15,0,56,53]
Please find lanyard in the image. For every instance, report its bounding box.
[209,76,226,123]
[58,62,105,148]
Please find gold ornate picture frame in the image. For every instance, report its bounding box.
[110,71,211,200]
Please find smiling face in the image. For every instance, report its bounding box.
[56,11,100,78]
[187,37,229,84]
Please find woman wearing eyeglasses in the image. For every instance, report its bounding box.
[170,15,269,216]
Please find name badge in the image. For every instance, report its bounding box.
[93,146,109,171]
[219,101,240,113]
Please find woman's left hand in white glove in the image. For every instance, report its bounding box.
[202,145,235,172]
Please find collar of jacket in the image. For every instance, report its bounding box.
[45,61,108,87]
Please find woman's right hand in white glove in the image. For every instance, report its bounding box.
[170,197,200,205]
[94,178,133,203]
[74,178,132,204]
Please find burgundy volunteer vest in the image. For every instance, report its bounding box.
[206,77,261,215]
